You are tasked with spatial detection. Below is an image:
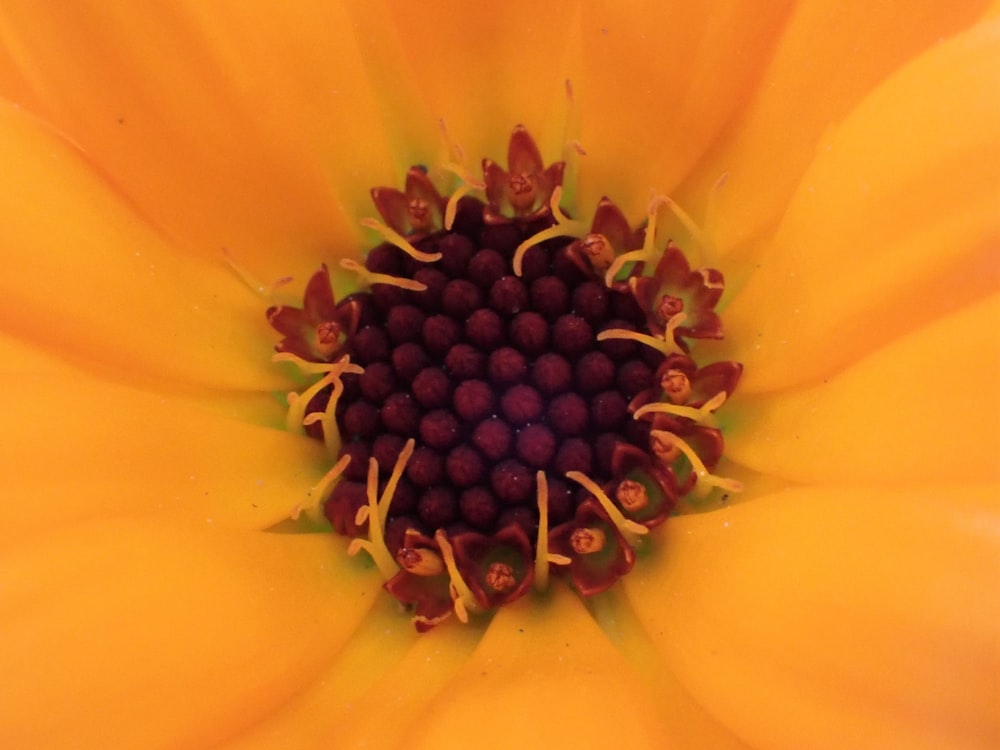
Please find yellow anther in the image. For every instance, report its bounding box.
[339,258,429,292]
[603,195,668,285]
[535,470,551,592]
[660,369,693,404]
[359,217,442,262]
[565,471,648,542]
[649,430,744,499]
[346,458,400,580]
[512,186,588,276]
[633,390,728,428]
[435,530,481,623]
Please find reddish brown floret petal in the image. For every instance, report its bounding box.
[451,525,535,609]
[384,531,453,632]
[371,166,446,237]
[549,499,635,597]
[610,444,680,527]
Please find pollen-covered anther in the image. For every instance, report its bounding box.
[397,547,446,577]
[615,479,649,512]
[570,527,606,555]
[578,233,614,273]
[485,562,517,593]
[313,321,343,359]
[656,295,685,325]
[508,173,537,211]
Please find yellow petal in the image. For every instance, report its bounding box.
[0,1,397,277]
[624,485,1000,750]
[725,292,1000,486]
[0,519,380,749]
[574,0,795,215]
[680,0,991,257]
[405,584,735,750]
[0,99,291,390]
[720,16,1000,392]
[0,332,327,543]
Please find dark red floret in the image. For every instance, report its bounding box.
[465,308,506,350]
[411,367,452,409]
[489,275,529,316]
[453,380,496,423]
[446,444,486,487]
[488,347,528,384]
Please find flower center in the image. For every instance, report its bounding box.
[268,126,744,631]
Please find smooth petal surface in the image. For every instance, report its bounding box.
[721,16,1000,392]
[624,485,1000,750]
[724,294,1000,485]
[0,99,289,390]
[0,520,381,749]
[0,333,329,545]
[679,0,990,257]
[0,1,395,278]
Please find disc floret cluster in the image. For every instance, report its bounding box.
[268,127,743,631]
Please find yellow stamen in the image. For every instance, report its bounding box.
[346,458,400,580]
[435,530,480,623]
[535,470,551,592]
[302,370,349,457]
[565,471,648,541]
[377,438,416,518]
[442,162,486,231]
[603,195,668,285]
[649,430,744,498]
[280,355,363,439]
[292,453,351,522]
[222,247,293,301]
[359,217,442,262]
[633,391,728,427]
[595,314,686,357]
[272,351,364,376]
[512,186,588,276]
[396,547,446,576]
[339,258,428,292]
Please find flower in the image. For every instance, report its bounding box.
[0,2,997,748]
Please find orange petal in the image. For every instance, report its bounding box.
[720,15,1000,393]
[0,332,329,543]
[0,519,380,748]
[574,0,795,215]
[0,99,293,390]
[404,584,740,750]
[680,0,991,258]
[0,1,398,278]
[724,294,1000,486]
[624,485,1000,750]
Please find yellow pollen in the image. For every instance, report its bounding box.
[565,471,648,541]
[633,390,728,428]
[435,530,480,623]
[603,194,668,286]
[397,547,446,576]
[508,173,537,211]
[314,320,342,359]
[359,217,443,262]
[570,527,606,555]
[534,470,552,592]
[579,233,614,273]
[512,186,588,276]
[660,369,692,404]
[656,295,685,325]
[346,458,400,580]
[485,562,517,593]
[616,479,649,512]
[338,258,429,292]
[649,430,744,498]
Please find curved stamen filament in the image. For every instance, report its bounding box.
[596,314,686,357]
[223,247,294,301]
[435,530,481,623]
[281,355,363,437]
[604,195,669,286]
[442,162,486,231]
[377,438,416,518]
[293,453,352,521]
[512,186,588,276]
[650,430,744,498]
[302,372,347,456]
[347,458,400,580]
[360,217,442,262]
[272,351,364,377]
[534,471,551,592]
[565,471,648,542]
[633,391,728,426]
[339,258,428,292]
